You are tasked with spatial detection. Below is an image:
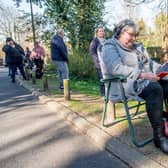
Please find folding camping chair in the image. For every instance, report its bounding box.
[101,75,153,147]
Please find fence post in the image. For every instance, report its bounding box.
[63,79,70,101]
[25,65,31,80]
[32,68,36,84]
[43,74,49,91]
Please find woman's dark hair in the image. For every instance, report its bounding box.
[6,37,13,42]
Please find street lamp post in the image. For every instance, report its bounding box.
[29,0,36,46]
[166,0,168,32]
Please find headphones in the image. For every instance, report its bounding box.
[113,19,136,38]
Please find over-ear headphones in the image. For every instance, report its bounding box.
[113,19,136,38]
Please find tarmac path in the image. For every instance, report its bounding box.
[0,67,128,168]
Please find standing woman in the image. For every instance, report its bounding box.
[89,26,105,96]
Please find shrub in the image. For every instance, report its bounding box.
[69,50,97,80]
[44,62,57,73]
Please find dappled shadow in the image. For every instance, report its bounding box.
[0,71,40,116]
[62,92,168,167]
[0,108,127,168]
[64,150,127,168]
[1,68,166,167]
[96,109,168,167]
[0,93,38,115]
[71,93,102,103]
[0,118,77,165]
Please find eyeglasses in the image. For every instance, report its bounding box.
[124,31,136,38]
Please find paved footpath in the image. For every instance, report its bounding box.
[0,67,129,168]
[2,67,168,168]
[18,76,168,167]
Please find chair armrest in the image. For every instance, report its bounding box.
[101,75,127,83]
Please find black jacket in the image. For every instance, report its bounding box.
[2,43,25,64]
[50,35,68,62]
[89,37,101,69]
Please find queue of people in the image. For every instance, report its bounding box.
[89,26,106,96]
[2,38,45,82]
[2,21,168,155]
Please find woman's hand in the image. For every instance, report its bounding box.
[140,72,160,81]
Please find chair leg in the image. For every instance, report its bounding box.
[101,82,110,126]
[119,82,153,147]
[101,100,128,126]
[134,101,141,116]
[101,82,124,126]
[101,96,108,126]
[124,100,153,147]
[113,103,116,119]
[164,99,168,112]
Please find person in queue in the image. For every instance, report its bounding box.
[89,26,105,96]
[50,29,69,90]
[2,37,26,83]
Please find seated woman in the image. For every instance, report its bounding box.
[100,19,168,154]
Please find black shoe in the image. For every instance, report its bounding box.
[11,79,15,83]
[163,111,168,119]
[59,86,64,90]
[154,136,168,154]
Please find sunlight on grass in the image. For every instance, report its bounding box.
[69,99,103,115]
[70,79,100,96]
[25,72,147,122]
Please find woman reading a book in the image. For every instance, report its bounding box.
[100,19,168,154]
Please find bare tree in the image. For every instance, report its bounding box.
[123,0,153,5]
[0,3,27,43]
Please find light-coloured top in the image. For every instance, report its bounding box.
[99,37,161,103]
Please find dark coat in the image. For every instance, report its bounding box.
[89,37,101,69]
[2,43,25,64]
[50,34,68,62]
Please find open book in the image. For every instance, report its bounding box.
[157,72,168,79]
[156,63,168,79]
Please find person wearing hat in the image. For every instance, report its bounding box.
[2,37,26,83]
[99,19,168,154]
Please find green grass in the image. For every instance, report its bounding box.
[70,78,100,96]
[26,74,100,96]
[69,99,103,115]
[26,75,62,95]
[44,63,100,96]
[24,73,149,126]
